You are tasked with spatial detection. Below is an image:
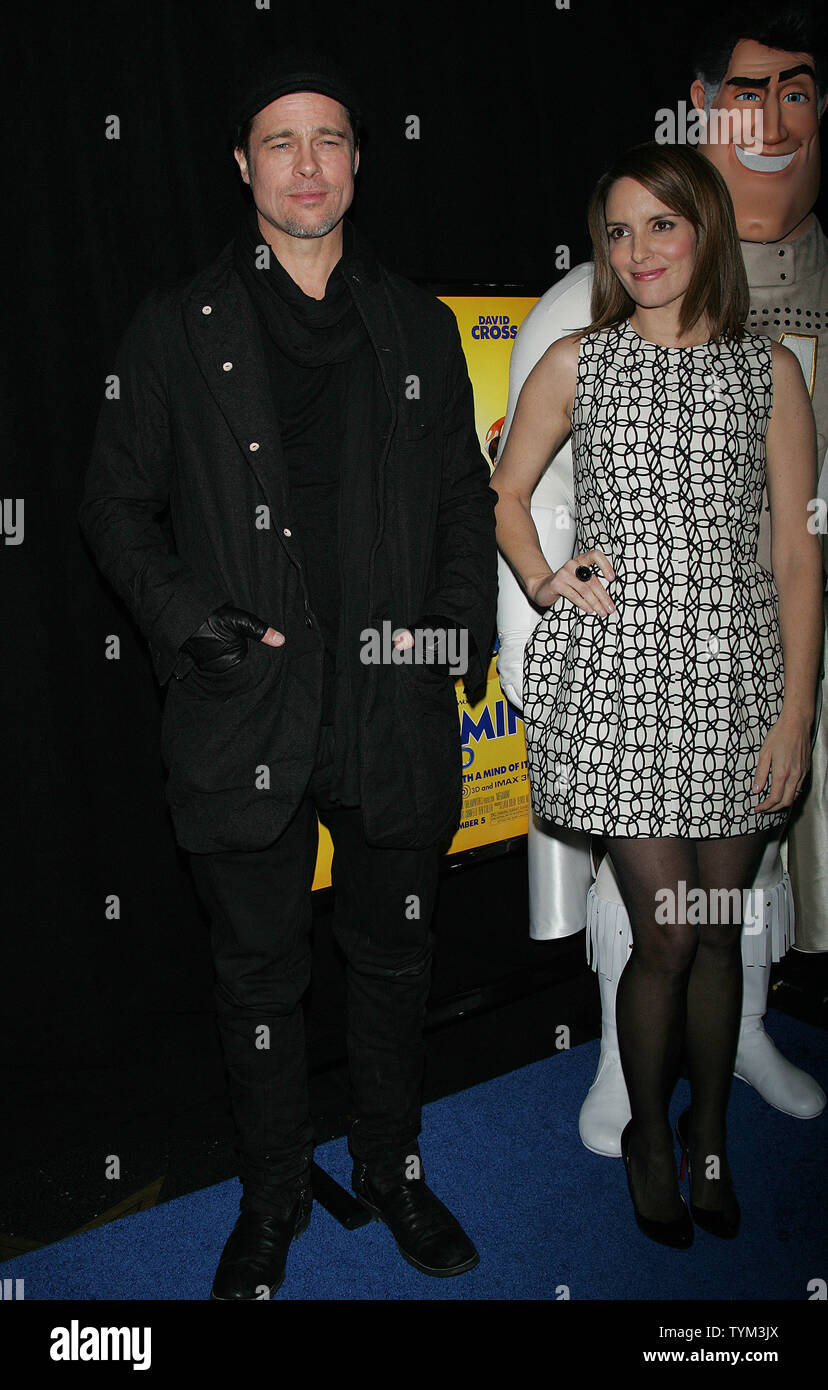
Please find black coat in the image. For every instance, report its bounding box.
[79,226,498,853]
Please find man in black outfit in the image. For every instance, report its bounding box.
[79,52,497,1299]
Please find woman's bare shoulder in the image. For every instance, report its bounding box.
[530,329,584,384]
[768,336,803,376]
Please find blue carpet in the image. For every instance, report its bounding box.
[3,1012,825,1300]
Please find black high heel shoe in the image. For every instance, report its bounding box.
[620,1121,694,1249]
[675,1108,740,1239]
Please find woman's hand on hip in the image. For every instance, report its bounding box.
[529,549,617,617]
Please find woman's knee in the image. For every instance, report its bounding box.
[629,922,698,975]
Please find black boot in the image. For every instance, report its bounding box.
[351,1141,479,1278]
[210,1176,313,1300]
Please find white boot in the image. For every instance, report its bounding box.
[734,955,825,1116]
[578,851,632,1157]
[734,852,825,1116]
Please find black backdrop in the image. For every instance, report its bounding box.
[5,0,827,1234]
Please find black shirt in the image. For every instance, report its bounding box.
[259,328,344,721]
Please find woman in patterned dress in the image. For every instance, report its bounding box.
[490,144,823,1246]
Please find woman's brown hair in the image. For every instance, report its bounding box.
[583,142,749,343]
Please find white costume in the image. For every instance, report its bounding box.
[742,221,828,958]
[496,261,826,1154]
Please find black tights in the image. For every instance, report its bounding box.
[603,830,774,1222]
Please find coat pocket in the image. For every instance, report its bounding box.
[398,411,439,443]
[399,663,463,832]
[160,638,280,787]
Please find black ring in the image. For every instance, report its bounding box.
[575,564,595,582]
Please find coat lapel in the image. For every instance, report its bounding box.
[341,229,399,440]
[181,244,291,525]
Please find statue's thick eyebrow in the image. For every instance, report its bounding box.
[725,75,769,88]
[724,63,816,88]
[778,63,816,82]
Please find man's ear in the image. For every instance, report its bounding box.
[353,145,360,177]
[690,78,708,113]
[233,147,251,186]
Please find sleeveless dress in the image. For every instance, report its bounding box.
[522,317,788,837]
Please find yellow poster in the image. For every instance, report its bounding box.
[442,297,539,465]
[312,293,539,890]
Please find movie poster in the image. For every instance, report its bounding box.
[311,294,538,889]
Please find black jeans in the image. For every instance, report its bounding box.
[188,723,441,1216]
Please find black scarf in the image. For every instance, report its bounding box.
[232,203,367,366]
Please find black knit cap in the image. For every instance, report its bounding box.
[229,47,362,146]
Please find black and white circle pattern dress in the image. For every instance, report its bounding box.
[522,318,788,837]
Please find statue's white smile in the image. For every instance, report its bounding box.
[734,146,797,173]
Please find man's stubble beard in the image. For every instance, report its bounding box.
[248,154,355,242]
[277,208,345,238]
[248,174,349,241]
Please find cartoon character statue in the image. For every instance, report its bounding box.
[495,1,827,1157]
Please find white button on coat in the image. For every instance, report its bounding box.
[202,305,212,315]
[249,442,259,451]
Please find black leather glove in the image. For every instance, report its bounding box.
[181,603,270,674]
